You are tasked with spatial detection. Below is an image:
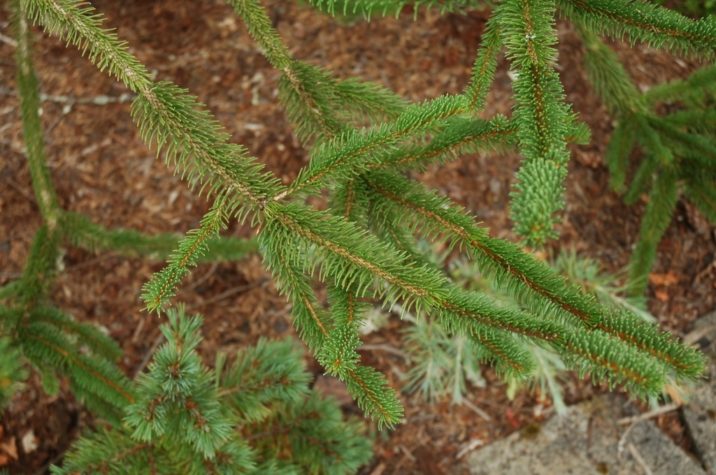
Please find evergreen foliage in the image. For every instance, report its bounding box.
[654,0,716,17]
[305,0,486,18]
[3,0,715,470]
[1,0,261,465]
[0,338,26,410]
[403,247,660,411]
[53,308,372,474]
[579,25,716,294]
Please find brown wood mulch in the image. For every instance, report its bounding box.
[0,1,714,473]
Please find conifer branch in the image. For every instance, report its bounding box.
[333,77,407,122]
[20,0,709,433]
[604,118,637,193]
[0,283,21,302]
[125,311,239,460]
[649,117,716,165]
[141,198,229,312]
[61,211,258,262]
[55,309,371,473]
[15,226,60,307]
[13,0,61,230]
[263,202,450,309]
[370,116,516,172]
[265,199,664,384]
[498,0,573,245]
[218,338,311,423]
[131,82,282,217]
[21,0,155,95]
[228,0,345,141]
[20,321,135,408]
[578,26,646,116]
[227,0,293,70]
[305,0,483,18]
[363,171,704,379]
[465,18,501,113]
[224,3,407,426]
[332,190,407,428]
[644,63,716,104]
[626,167,679,296]
[560,328,665,395]
[260,226,405,427]
[259,236,331,349]
[30,306,122,362]
[575,18,715,295]
[25,0,282,220]
[229,0,406,143]
[0,338,26,410]
[279,94,467,199]
[662,109,716,135]
[624,115,673,204]
[685,174,716,223]
[560,0,716,57]
[50,430,171,475]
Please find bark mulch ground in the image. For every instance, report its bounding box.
[0,1,714,473]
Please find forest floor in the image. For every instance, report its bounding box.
[1,1,715,473]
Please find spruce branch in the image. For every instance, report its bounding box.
[685,171,716,223]
[228,0,345,141]
[61,211,258,262]
[649,117,716,165]
[333,77,407,122]
[248,391,372,474]
[576,21,715,293]
[125,310,236,460]
[21,0,155,95]
[0,281,22,301]
[13,0,61,230]
[227,0,293,71]
[219,338,311,423]
[262,202,450,310]
[259,230,405,427]
[498,0,573,245]
[264,192,676,388]
[25,0,282,220]
[304,0,484,18]
[331,187,406,428]
[578,26,646,116]
[229,0,406,142]
[661,109,716,135]
[264,198,666,386]
[370,116,517,172]
[15,226,60,307]
[259,235,332,349]
[30,306,122,362]
[465,18,502,113]
[141,198,229,312]
[644,63,716,105]
[131,81,282,218]
[50,429,174,475]
[363,171,704,380]
[21,0,709,431]
[0,338,27,410]
[626,167,679,296]
[604,117,638,193]
[20,321,134,410]
[54,308,371,473]
[559,0,716,58]
[229,3,410,428]
[280,94,468,199]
